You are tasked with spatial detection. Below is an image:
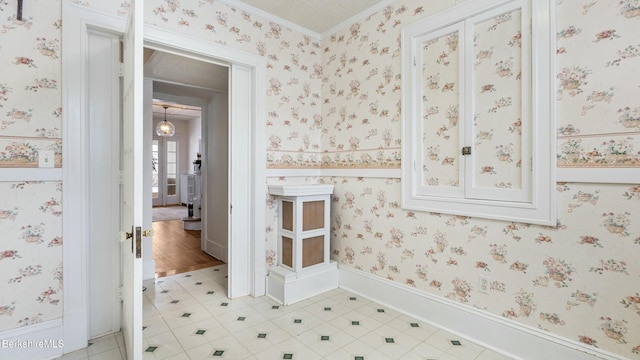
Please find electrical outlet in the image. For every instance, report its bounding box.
[479,275,490,294]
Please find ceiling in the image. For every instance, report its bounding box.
[145,49,226,122]
[144,49,228,93]
[234,0,389,34]
[152,102,202,123]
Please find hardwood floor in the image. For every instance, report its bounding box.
[152,219,224,278]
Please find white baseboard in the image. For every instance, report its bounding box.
[0,319,64,360]
[206,239,228,263]
[338,265,624,360]
[143,258,156,280]
[267,263,339,305]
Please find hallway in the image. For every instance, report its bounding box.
[57,265,512,360]
[152,219,224,278]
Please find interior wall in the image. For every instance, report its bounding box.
[152,118,191,181]
[205,92,229,262]
[0,1,64,334]
[319,1,640,358]
[1,1,637,359]
[187,116,202,169]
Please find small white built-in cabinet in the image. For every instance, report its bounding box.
[266,184,338,305]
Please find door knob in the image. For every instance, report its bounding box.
[142,229,154,238]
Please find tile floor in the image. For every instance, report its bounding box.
[56,265,513,360]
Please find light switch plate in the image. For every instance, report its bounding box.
[38,150,55,168]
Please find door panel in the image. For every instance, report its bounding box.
[121,0,143,358]
[152,136,180,206]
[204,93,229,261]
[165,139,179,205]
[87,28,121,340]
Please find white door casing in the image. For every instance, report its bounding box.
[62,2,266,354]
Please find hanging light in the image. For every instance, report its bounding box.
[155,105,175,137]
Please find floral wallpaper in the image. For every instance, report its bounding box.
[0,181,63,332]
[422,28,461,188]
[555,0,640,167]
[320,0,639,358]
[472,8,523,189]
[0,0,62,168]
[326,177,639,357]
[0,0,64,335]
[83,0,325,169]
[0,0,637,358]
[419,7,525,190]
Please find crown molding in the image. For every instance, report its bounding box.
[216,0,322,40]
[320,0,397,39]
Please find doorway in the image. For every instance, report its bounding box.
[144,52,231,275]
[147,88,226,277]
[63,5,267,353]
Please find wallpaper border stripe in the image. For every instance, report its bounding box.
[338,265,625,360]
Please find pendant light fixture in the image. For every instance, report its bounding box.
[156,105,175,137]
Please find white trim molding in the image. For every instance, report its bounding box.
[338,265,625,360]
[0,319,64,360]
[557,167,640,184]
[0,168,62,182]
[265,168,402,179]
[321,168,401,179]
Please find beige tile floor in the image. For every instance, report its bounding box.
[57,265,513,360]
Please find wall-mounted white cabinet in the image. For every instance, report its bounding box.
[402,0,556,225]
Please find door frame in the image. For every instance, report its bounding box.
[62,2,267,354]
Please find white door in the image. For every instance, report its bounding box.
[152,136,180,206]
[121,0,144,358]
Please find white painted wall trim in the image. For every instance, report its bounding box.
[557,167,640,184]
[265,168,322,178]
[265,168,402,179]
[321,168,401,179]
[0,169,62,182]
[0,319,64,360]
[338,265,624,360]
[266,166,640,184]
